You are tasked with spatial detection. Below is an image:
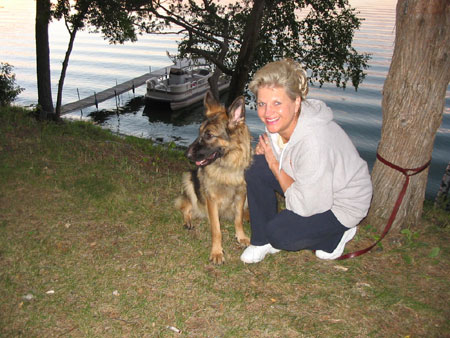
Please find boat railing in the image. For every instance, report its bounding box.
[169,77,209,93]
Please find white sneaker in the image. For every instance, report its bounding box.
[316,226,357,260]
[240,243,280,264]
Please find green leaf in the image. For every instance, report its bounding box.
[400,229,412,241]
[429,247,440,258]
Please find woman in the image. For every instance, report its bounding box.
[241,59,373,264]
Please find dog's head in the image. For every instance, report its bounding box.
[186,90,246,167]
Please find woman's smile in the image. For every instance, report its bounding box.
[265,116,280,124]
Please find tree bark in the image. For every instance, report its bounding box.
[366,0,449,231]
[225,0,266,106]
[35,0,54,119]
[207,29,229,101]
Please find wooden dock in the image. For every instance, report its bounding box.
[60,68,166,115]
[60,59,197,115]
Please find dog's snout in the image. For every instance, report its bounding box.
[185,145,194,159]
[186,139,199,160]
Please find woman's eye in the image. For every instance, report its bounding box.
[257,102,265,107]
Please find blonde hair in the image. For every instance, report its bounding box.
[249,58,309,101]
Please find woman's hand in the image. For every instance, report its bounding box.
[254,134,266,155]
[257,133,295,193]
[257,134,278,174]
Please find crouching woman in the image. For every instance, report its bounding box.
[241,59,373,263]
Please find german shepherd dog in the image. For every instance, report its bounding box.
[175,91,252,264]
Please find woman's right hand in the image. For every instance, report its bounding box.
[255,136,265,155]
[257,133,294,192]
[258,134,278,172]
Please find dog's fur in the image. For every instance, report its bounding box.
[175,91,252,264]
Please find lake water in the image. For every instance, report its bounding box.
[1,0,449,199]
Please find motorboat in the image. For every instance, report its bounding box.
[144,59,230,110]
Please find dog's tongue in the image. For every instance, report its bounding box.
[196,159,208,166]
[196,152,217,166]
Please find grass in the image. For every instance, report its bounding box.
[0,106,449,337]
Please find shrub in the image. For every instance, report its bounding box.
[0,62,24,106]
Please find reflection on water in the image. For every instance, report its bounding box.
[88,96,147,124]
[143,100,206,127]
[80,93,210,147]
[88,95,207,136]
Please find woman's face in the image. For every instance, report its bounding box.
[256,85,301,142]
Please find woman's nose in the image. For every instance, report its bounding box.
[264,104,275,116]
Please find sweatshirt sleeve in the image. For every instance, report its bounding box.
[283,138,334,217]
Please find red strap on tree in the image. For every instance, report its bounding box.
[336,153,431,260]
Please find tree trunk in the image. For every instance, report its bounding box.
[226,0,266,106]
[208,34,229,102]
[35,0,54,119]
[366,0,449,231]
[55,28,78,119]
[208,69,221,101]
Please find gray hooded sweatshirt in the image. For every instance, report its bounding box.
[267,99,373,228]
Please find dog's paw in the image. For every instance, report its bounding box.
[183,222,195,230]
[237,235,250,247]
[209,249,225,265]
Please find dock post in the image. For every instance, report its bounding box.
[94,92,98,110]
[76,88,83,118]
[115,80,120,105]
[114,89,118,109]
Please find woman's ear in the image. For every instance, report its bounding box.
[295,96,302,114]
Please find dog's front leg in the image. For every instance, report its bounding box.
[206,197,224,264]
[234,191,250,247]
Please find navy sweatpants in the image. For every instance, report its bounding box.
[245,155,348,253]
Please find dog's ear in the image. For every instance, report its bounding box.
[227,95,246,128]
[203,90,221,118]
